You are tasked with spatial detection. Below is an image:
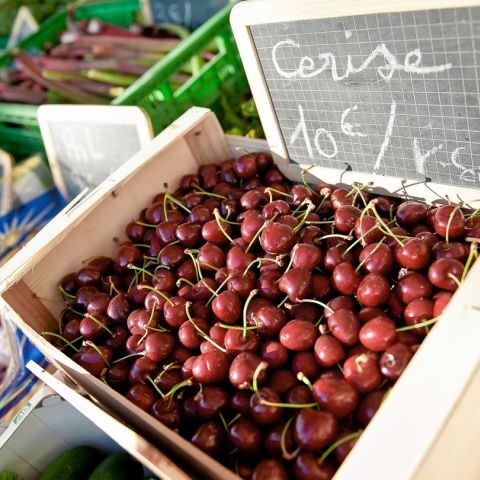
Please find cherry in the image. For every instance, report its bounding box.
[79,314,108,341]
[396,201,428,227]
[241,210,265,243]
[356,390,384,428]
[126,334,145,354]
[332,263,362,295]
[260,222,296,254]
[300,225,323,245]
[385,226,408,250]
[359,317,397,351]
[331,188,353,209]
[163,297,188,328]
[293,452,336,480]
[198,243,225,270]
[224,329,260,354]
[63,319,81,342]
[314,335,345,367]
[394,238,430,270]
[432,241,468,262]
[107,361,130,389]
[278,267,312,302]
[334,431,359,463]
[189,205,213,224]
[292,184,312,205]
[334,205,361,233]
[143,332,176,362]
[103,325,129,351]
[312,274,332,300]
[327,309,360,346]
[280,319,317,351]
[151,397,181,429]
[227,246,255,276]
[293,408,338,450]
[127,384,157,412]
[176,222,202,247]
[191,422,225,457]
[291,243,323,270]
[192,351,229,384]
[343,352,381,393]
[265,422,295,456]
[196,386,229,419]
[324,296,356,320]
[106,293,130,322]
[254,305,287,337]
[234,154,258,178]
[258,271,283,300]
[404,298,434,335]
[433,291,453,316]
[229,418,262,455]
[250,388,283,425]
[428,258,464,291]
[287,385,314,405]
[60,272,77,295]
[396,273,432,304]
[76,267,101,287]
[73,345,111,378]
[312,377,358,418]
[230,391,251,415]
[210,291,241,324]
[159,244,186,267]
[252,459,288,480]
[241,189,267,210]
[433,205,465,239]
[358,307,387,323]
[354,215,383,245]
[128,357,158,384]
[465,216,480,237]
[202,218,232,245]
[292,352,320,379]
[263,199,290,219]
[261,340,289,368]
[415,231,438,249]
[115,244,142,270]
[127,309,159,336]
[358,242,393,275]
[228,272,257,298]
[324,244,354,272]
[380,342,413,380]
[263,168,284,185]
[229,353,266,390]
[356,273,390,307]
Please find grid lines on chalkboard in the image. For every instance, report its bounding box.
[251,6,480,189]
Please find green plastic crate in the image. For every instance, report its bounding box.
[0,0,248,135]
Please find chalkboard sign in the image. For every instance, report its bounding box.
[142,0,228,30]
[38,106,153,200]
[232,0,480,200]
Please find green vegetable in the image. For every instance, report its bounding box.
[0,472,18,480]
[240,98,259,118]
[88,452,143,480]
[40,446,100,480]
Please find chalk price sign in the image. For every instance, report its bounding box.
[252,7,480,189]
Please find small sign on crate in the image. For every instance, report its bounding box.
[38,105,153,200]
[232,0,480,203]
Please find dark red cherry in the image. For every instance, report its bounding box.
[126,384,156,411]
[314,335,345,368]
[229,418,262,455]
[428,258,464,292]
[404,298,434,335]
[252,459,288,480]
[234,154,258,178]
[312,376,358,418]
[396,201,428,227]
[293,452,336,480]
[250,388,283,425]
[224,329,260,354]
[292,351,320,379]
[380,342,413,380]
[196,386,229,419]
[334,205,361,233]
[394,238,431,270]
[358,242,393,275]
[324,296,356,320]
[278,267,312,302]
[357,390,384,428]
[191,422,225,457]
[354,215,383,245]
[226,246,255,275]
[107,293,130,322]
[291,243,322,270]
[254,305,287,338]
[293,408,338,451]
[433,291,453,316]
[327,309,359,346]
[359,317,397,351]
[324,244,354,272]
[260,222,296,254]
[356,273,390,307]
[241,210,265,243]
[433,205,465,239]
[151,397,181,429]
[280,319,317,351]
[145,332,176,362]
[261,340,289,368]
[192,351,229,384]
[229,353,266,390]
[343,352,381,393]
[332,263,362,295]
[432,241,468,262]
[396,273,432,304]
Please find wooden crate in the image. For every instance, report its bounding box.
[0,107,479,479]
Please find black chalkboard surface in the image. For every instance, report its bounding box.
[233,2,480,194]
[144,0,227,29]
[38,106,153,200]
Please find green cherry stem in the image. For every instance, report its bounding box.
[445,203,463,246]
[242,289,258,339]
[260,400,317,409]
[281,416,301,460]
[318,430,363,465]
[213,209,234,243]
[86,313,112,335]
[138,303,157,345]
[59,285,75,301]
[293,199,315,233]
[297,372,313,390]
[137,285,173,305]
[176,277,195,288]
[111,352,144,364]
[396,317,439,332]
[164,377,193,398]
[41,332,81,352]
[146,375,165,398]
[252,360,268,395]
[293,298,334,313]
[206,274,231,307]
[194,187,227,200]
[355,237,386,273]
[135,220,157,228]
[461,241,478,282]
[84,340,110,367]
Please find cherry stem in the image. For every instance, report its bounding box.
[133,243,150,248]
[447,272,462,289]
[227,413,241,427]
[185,302,227,353]
[163,192,191,221]
[194,187,227,200]
[314,233,352,244]
[396,316,439,332]
[297,372,313,390]
[138,285,173,305]
[213,209,235,243]
[86,313,112,335]
[59,285,75,301]
[212,208,240,225]
[355,237,386,272]
[265,187,292,203]
[260,399,317,409]
[153,362,180,383]
[243,289,258,339]
[127,263,155,282]
[243,256,284,275]
[184,249,202,281]
[146,375,165,398]
[281,416,301,460]
[84,340,110,367]
[462,242,478,282]
[245,220,268,253]
[350,183,369,208]
[176,277,195,288]
[318,430,363,465]
[135,220,157,228]
[445,203,463,246]
[138,303,157,345]
[42,332,81,352]
[108,277,120,296]
[251,361,268,394]
[218,411,229,433]
[293,199,315,233]
[165,377,193,398]
[206,274,231,307]
[337,363,344,374]
[305,220,335,225]
[277,295,289,308]
[219,323,258,331]
[369,203,404,247]
[293,298,333,313]
[111,352,143,364]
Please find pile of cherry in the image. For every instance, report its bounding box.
[52,152,478,480]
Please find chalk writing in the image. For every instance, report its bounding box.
[341,105,368,138]
[272,40,452,82]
